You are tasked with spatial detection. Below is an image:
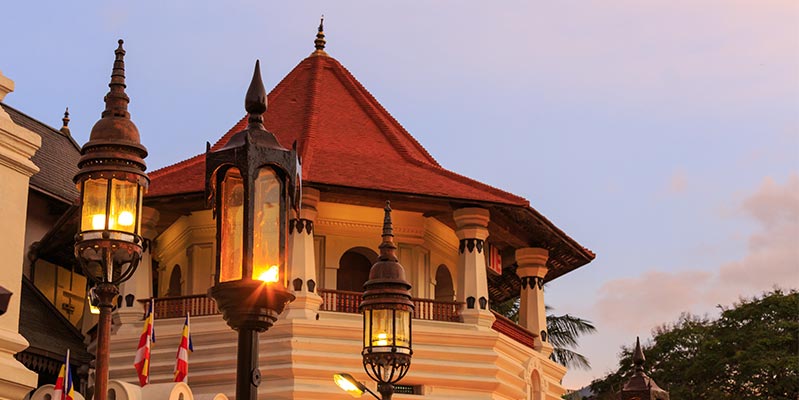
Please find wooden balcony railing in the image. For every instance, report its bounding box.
[317,289,463,322]
[138,294,537,350]
[490,310,538,350]
[139,294,219,320]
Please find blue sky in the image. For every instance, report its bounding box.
[2,0,797,389]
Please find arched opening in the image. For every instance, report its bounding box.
[530,369,542,400]
[167,265,183,297]
[108,389,117,400]
[434,264,455,302]
[336,247,377,292]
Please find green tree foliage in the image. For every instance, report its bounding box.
[492,298,597,369]
[589,289,799,399]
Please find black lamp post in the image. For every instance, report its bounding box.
[358,202,414,400]
[73,40,148,400]
[206,60,300,400]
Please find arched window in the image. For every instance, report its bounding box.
[167,264,182,297]
[530,369,542,400]
[434,264,455,302]
[336,247,377,292]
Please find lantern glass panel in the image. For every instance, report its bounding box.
[81,178,109,231]
[368,309,394,347]
[395,309,411,348]
[220,168,244,282]
[109,179,138,233]
[252,167,281,283]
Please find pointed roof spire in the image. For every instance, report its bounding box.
[379,201,397,261]
[633,336,646,373]
[60,107,70,135]
[621,337,670,399]
[312,15,327,56]
[245,60,267,130]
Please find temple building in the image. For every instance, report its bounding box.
[8,23,595,400]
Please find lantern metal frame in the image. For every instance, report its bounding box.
[205,60,299,400]
[359,202,414,400]
[73,39,148,400]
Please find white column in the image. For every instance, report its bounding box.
[453,207,494,327]
[0,69,40,398]
[115,207,159,331]
[516,247,553,356]
[285,188,323,319]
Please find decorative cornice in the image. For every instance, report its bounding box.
[520,276,544,290]
[458,238,484,254]
[315,217,424,242]
[290,218,314,235]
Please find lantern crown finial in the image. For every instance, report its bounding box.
[379,201,397,262]
[245,60,267,129]
[78,39,147,182]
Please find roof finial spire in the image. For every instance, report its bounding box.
[633,336,646,374]
[245,60,267,130]
[312,15,327,56]
[379,201,398,261]
[60,107,71,135]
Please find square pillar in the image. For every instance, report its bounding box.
[453,207,494,327]
[0,70,40,398]
[516,247,552,356]
[285,188,323,319]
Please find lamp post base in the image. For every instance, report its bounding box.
[208,280,295,400]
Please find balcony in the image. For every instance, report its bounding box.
[139,291,537,350]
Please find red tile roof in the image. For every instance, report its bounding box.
[148,53,528,207]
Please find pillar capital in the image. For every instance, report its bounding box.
[453,207,489,240]
[515,247,549,279]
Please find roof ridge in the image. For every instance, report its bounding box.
[412,157,529,205]
[297,55,323,166]
[0,102,81,152]
[148,152,204,178]
[323,57,440,167]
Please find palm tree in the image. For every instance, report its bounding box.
[491,298,596,370]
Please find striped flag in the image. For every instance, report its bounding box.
[53,349,75,400]
[134,300,156,386]
[173,313,194,382]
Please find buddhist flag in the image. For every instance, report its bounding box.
[173,313,194,382]
[53,349,75,400]
[134,300,156,386]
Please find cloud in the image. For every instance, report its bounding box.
[667,169,688,194]
[595,173,799,332]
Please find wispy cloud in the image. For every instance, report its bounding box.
[595,173,799,333]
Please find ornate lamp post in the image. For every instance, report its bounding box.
[206,60,299,400]
[359,202,414,400]
[73,40,148,400]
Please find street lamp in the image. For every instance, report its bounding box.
[73,39,148,400]
[206,60,300,400]
[334,373,381,399]
[358,202,414,400]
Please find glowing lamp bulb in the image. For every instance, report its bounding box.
[333,373,364,398]
[117,211,134,226]
[91,214,106,230]
[376,332,388,346]
[257,265,280,283]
